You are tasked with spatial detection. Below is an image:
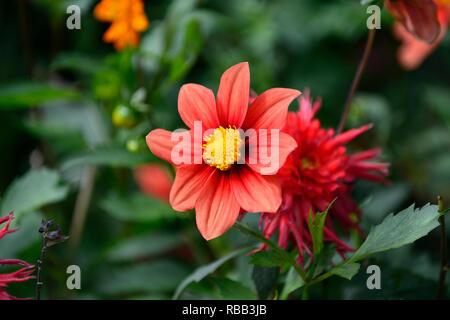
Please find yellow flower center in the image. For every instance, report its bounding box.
[202,126,243,171]
[301,157,317,169]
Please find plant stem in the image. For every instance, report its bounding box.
[337,28,376,134]
[36,234,47,300]
[232,222,308,283]
[437,196,447,299]
[68,165,97,258]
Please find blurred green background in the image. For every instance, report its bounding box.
[0,0,449,299]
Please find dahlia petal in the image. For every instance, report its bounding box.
[230,166,282,213]
[242,88,301,130]
[247,131,298,175]
[216,62,250,128]
[146,129,197,165]
[325,124,372,150]
[195,172,241,240]
[170,165,216,212]
[178,84,219,130]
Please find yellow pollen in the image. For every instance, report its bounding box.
[202,126,243,171]
[301,157,316,169]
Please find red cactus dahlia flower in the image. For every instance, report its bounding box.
[146,62,301,240]
[0,212,35,300]
[257,91,389,263]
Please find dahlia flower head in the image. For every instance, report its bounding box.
[0,212,35,300]
[146,62,301,240]
[385,0,450,69]
[256,91,390,263]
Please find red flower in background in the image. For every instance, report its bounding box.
[386,0,450,69]
[257,91,389,264]
[0,212,35,300]
[134,164,174,203]
[146,62,300,240]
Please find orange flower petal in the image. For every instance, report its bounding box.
[170,165,216,212]
[178,84,219,130]
[216,62,250,128]
[195,172,241,240]
[230,166,282,213]
[242,88,301,130]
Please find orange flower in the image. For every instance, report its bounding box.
[94,0,149,51]
[146,62,300,240]
[134,164,173,203]
[386,0,450,69]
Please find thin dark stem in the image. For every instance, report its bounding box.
[437,196,447,299]
[36,235,47,300]
[337,28,376,134]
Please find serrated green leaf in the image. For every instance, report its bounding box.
[172,247,253,300]
[249,251,285,267]
[330,263,361,280]
[99,192,176,223]
[213,278,257,300]
[280,267,305,300]
[349,203,441,262]
[0,168,68,222]
[308,210,327,256]
[0,82,79,109]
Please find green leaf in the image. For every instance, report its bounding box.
[98,260,190,296]
[0,211,43,257]
[252,265,279,300]
[280,267,305,300]
[233,221,308,282]
[349,203,441,262]
[249,251,285,268]
[0,168,69,221]
[308,210,327,256]
[50,53,103,75]
[99,192,177,223]
[329,263,361,280]
[106,232,182,262]
[213,278,257,300]
[61,147,153,170]
[0,82,79,109]
[308,199,334,256]
[172,247,253,300]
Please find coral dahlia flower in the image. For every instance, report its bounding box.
[94,0,149,51]
[146,62,300,240]
[386,0,450,69]
[0,212,35,300]
[257,91,389,263]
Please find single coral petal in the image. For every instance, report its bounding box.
[393,22,444,70]
[242,88,301,130]
[195,172,241,240]
[230,166,282,213]
[134,164,173,203]
[216,62,250,128]
[170,165,216,212]
[146,129,198,165]
[178,84,219,130]
[247,131,298,175]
